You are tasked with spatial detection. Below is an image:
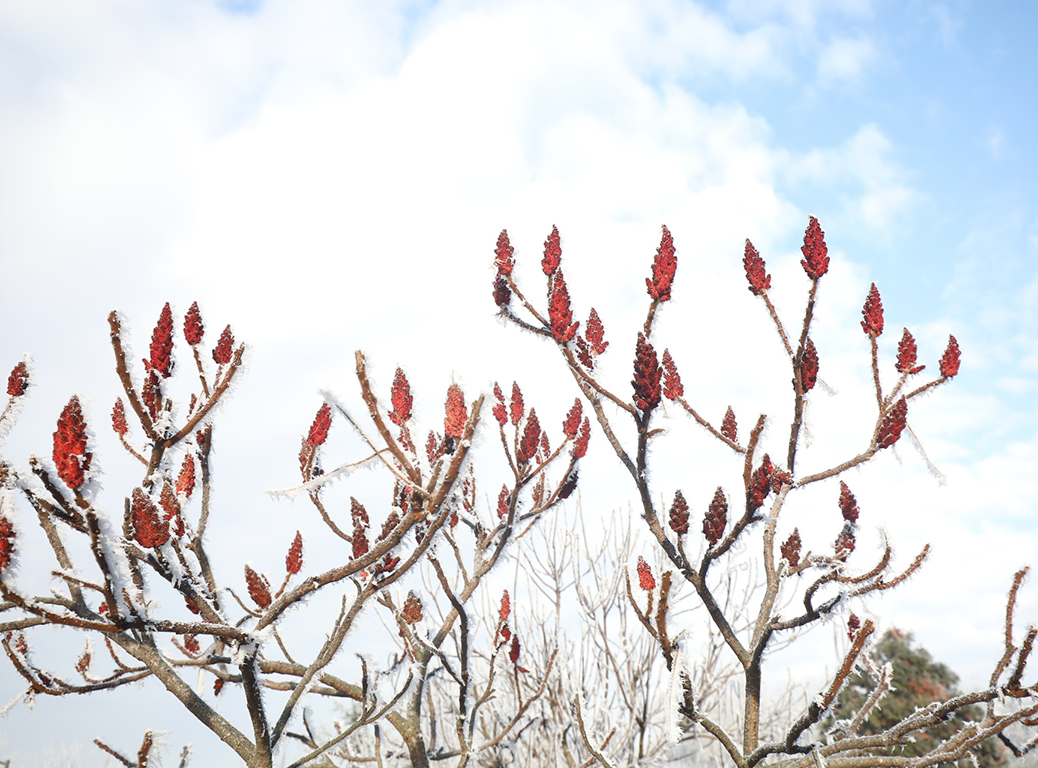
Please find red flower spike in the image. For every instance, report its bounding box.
[307,404,332,447]
[631,333,662,413]
[183,634,200,655]
[780,528,801,568]
[743,239,771,295]
[509,382,524,427]
[425,431,444,464]
[542,225,561,276]
[351,497,370,528]
[402,591,423,624]
[847,614,861,641]
[142,371,160,421]
[501,624,511,642]
[159,481,184,538]
[669,490,689,535]
[497,485,510,520]
[940,335,961,378]
[149,303,175,379]
[212,325,234,365]
[558,469,579,500]
[495,229,515,276]
[801,338,819,392]
[548,271,579,343]
[0,516,15,574]
[499,590,511,622]
[286,531,303,575]
[895,328,922,374]
[839,481,860,524]
[575,337,594,369]
[721,407,738,442]
[562,400,582,438]
[572,417,591,460]
[53,396,92,491]
[184,596,199,615]
[352,525,369,560]
[244,565,272,609]
[389,369,413,426]
[703,487,728,545]
[378,512,401,542]
[586,308,608,355]
[517,409,541,465]
[7,361,29,397]
[861,283,884,337]
[175,453,195,499]
[539,430,550,458]
[646,225,677,302]
[184,301,204,345]
[800,216,830,279]
[748,455,774,510]
[444,384,467,439]
[637,556,656,591]
[877,397,908,449]
[509,634,521,664]
[492,383,508,427]
[493,275,512,308]
[214,678,224,696]
[835,523,856,560]
[661,349,683,400]
[112,399,128,437]
[131,488,169,548]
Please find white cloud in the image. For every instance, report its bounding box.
[816,34,876,86]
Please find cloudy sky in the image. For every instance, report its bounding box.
[1,0,1036,765]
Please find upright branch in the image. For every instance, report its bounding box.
[493,217,1031,768]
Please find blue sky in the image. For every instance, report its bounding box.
[1,1,1036,765]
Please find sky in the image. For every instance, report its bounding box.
[1,0,1037,765]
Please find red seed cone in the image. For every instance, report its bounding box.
[212,325,234,365]
[517,409,541,465]
[703,487,728,545]
[877,397,908,449]
[176,453,196,498]
[7,361,29,397]
[149,303,175,378]
[562,400,582,438]
[492,383,508,426]
[444,384,467,440]
[743,239,771,295]
[896,328,924,374]
[721,407,738,442]
[636,556,656,591]
[801,338,819,392]
[112,399,128,437]
[800,216,829,279]
[184,301,204,345]
[669,490,689,535]
[389,369,413,426]
[548,271,579,343]
[542,225,561,276]
[631,333,662,413]
[780,528,801,567]
[661,349,683,400]
[494,230,515,276]
[131,488,169,548]
[53,396,92,490]
[286,531,303,575]
[860,283,884,337]
[307,403,332,447]
[509,382,524,427]
[244,565,271,609]
[572,417,591,460]
[838,481,860,524]
[0,516,16,574]
[939,335,961,378]
[586,308,608,355]
[646,225,677,302]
